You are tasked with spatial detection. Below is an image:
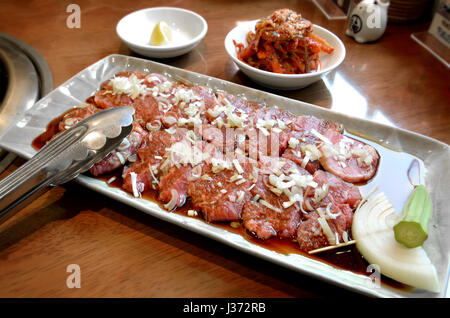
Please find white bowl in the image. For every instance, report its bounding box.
[224,20,345,90]
[116,7,208,58]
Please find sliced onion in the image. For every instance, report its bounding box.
[314,184,329,203]
[187,165,202,181]
[163,189,179,211]
[310,128,332,145]
[290,186,308,214]
[325,203,341,219]
[298,197,308,214]
[163,115,177,127]
[352,192,440,292]
[159,158,171,175]
[148,164,159,185]
[317,217,336,245]
[130,172,140,198]
[158,92,172,99]
[127,154,137,163]
[165,126,177,135]
[178,193,187,207]
[232,159,244,174]
[236,190,245,203]
[304,197,314,211]
[115,151,126,165]
[117,137,131,151]
[262,175,274,190]
[146,120,162,131]
[158,100,172,112]
[146,75,162,84]
[342,231,349,243]
[64,117,76,127]
[300,153,310,169]
[260,200,282,213]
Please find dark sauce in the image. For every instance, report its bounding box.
[32,96,98,150]
[31,111,66,150]
[32,100,418,293]
[91,167,412,292]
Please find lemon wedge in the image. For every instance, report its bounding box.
[150,20,172,46]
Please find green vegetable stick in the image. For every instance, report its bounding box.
[394,185,432,248]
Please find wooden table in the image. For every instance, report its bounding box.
[0,0,448,298]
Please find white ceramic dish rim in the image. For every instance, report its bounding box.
[0,54,448,298]
[224,20,346,79]
[116,7,208,51]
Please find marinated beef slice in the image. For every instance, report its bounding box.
[45,71,378,254]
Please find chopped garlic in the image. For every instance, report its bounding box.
[178,114,202,127]
[282,193,303,209]
[268,186,283,196]
[229,174,243,182]
[226,111,248,128]
[352,145,374,166]
[288,137,300,149]
[301,144,322,161]
[314,184,329,203]
[211,157,232,173]
[108,74,148,99]
[173,87,201,105]
[187,209,198,217]
[230,221,240,228]
[148,164,159,185]
[269,173,295,190]
[201,174,213,181]
[166,140,206,167]
[212,117,224,129]
[257,126,270,136]
[300,153,310,169]
[159,81,173,93]
[259,200,282,213]
[289,173,317,188]
[236,190,245,203]
[107,176,116,184]
[310,128,332,145]
[232,159,244,174]
[252,194,261,202]
[277,119,288,130]
[217,98,249,128]
[207,105,227,118]
[128,154,137,162]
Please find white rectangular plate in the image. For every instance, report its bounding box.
[0,54,448,298]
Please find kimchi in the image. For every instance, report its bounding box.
[234,8,334,74]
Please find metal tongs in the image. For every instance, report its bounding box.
[0,106,135,225]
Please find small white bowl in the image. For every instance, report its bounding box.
[224,20,345,90]
[117,7,208,58]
